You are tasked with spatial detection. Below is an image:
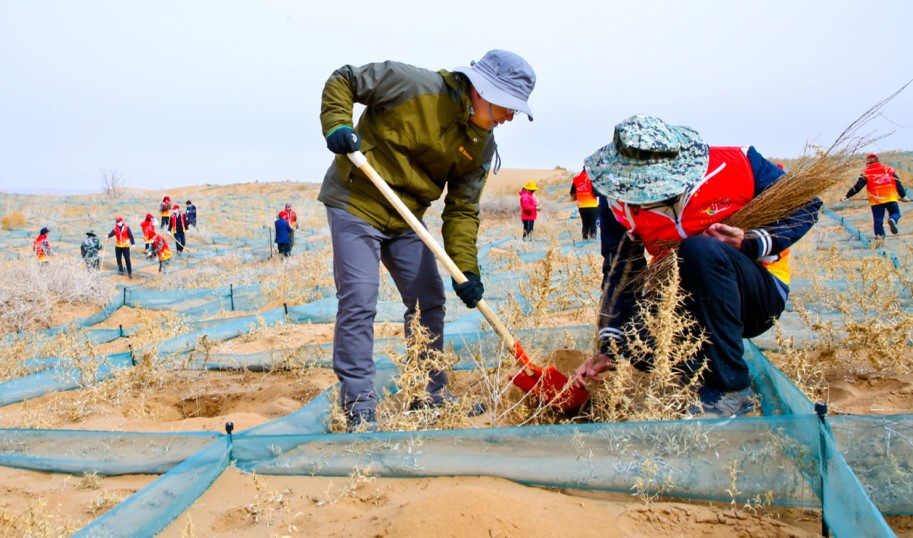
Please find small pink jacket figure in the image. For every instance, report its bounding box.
[519,181,540,238]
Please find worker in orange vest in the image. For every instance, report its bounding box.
[149,233,172,273]
[33,227,52,262]
[141,214,156,257]
[844,153,909,238]
[159,196,172,228]
[106,216,135,278]
[569,168,599,240]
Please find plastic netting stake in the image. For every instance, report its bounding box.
[122,287,127,305]
[283,303,288,316]
[230,284,235,311]
[268,226,273,258]
[128,344,135,366]
[119,324,123,338]
[815,402,830,538]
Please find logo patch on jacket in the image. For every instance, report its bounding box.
[458,146,473,161]
[698,199,733,216]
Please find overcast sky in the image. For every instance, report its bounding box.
[1,0,911,191]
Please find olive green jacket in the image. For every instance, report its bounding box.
[319,61,496,275]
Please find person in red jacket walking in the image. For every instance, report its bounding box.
[149,233,172,273]
[844,153,909,238]
[159,196,172,228]
[141,213,156,257]
[519,181,541,239]
[33,227,52,262]
[569,168,600,240]
[107,216,135,278]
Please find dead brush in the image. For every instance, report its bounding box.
[519,245,573,323]
[375,307,478,432]
[263,252,333,305]
[790,250,913,378]
[316,466,383,507]
[244,473,293,527]
[0,210,26,229]
[0,326,99,383]
[586,257,707,422]
[0,256,113,332]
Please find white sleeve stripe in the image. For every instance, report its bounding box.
[598,327,624,341]
[758,229,772,257]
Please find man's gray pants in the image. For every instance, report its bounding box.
[326,206,447,413]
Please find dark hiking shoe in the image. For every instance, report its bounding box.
[346,409,378,433]
[889,218,898,235]
[408,392,486,417]
[690,385,754,418]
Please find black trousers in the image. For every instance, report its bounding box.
[173,231,186,253]
[629,236,786,392]
[522,219,535,238]
[679,236,786,390]
[161,216,169,228]
[115,246,132,276]
[579,207,598,239]
[277,242,291,257]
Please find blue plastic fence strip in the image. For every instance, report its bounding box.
[744,339,815,416]
[74,436,232,538]
[819,417,896,537]
[0,429,219,475]
[233,415,821,508]
[0,352,133,407]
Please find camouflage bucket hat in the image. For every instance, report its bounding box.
[584,115,709,204]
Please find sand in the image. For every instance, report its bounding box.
[159,472,818,538]
[828,373,913,415]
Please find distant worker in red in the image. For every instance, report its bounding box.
[141,213,156,257]
[519,181,541,239]
[844,153,910,239]
[33,227,52,262]
[107,217,135,278]
[149,233,172,273]
[169,204,187,255]
[159,196,172,228]
[278,202,299,251]
[569,168,600,240]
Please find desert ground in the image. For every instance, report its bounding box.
[1,152,912,536]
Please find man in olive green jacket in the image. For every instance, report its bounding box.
[320,50,536,431]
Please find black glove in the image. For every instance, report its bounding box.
[325,126,361,155]
[453,272,484,308]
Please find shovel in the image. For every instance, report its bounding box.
[348,151,589,412]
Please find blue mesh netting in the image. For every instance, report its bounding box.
[1,213,909,537]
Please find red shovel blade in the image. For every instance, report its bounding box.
[509,342,590,412]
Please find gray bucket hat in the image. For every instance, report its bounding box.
[454,49,535,121]
[584,115,709,204]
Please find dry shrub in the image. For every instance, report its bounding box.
[0,327,99,383]
[0,257,114,332]
[264,253,333,305]
[316,467,383,507]
[586,257,706,422]
[0,210,25,229]
[244,473,293,526]
[520,246,572,322]
[374,307,478,432]
[785,251,913,380]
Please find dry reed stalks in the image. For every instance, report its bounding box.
[586,257,707,422]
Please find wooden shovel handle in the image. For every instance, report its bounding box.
[347,151,520,352]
